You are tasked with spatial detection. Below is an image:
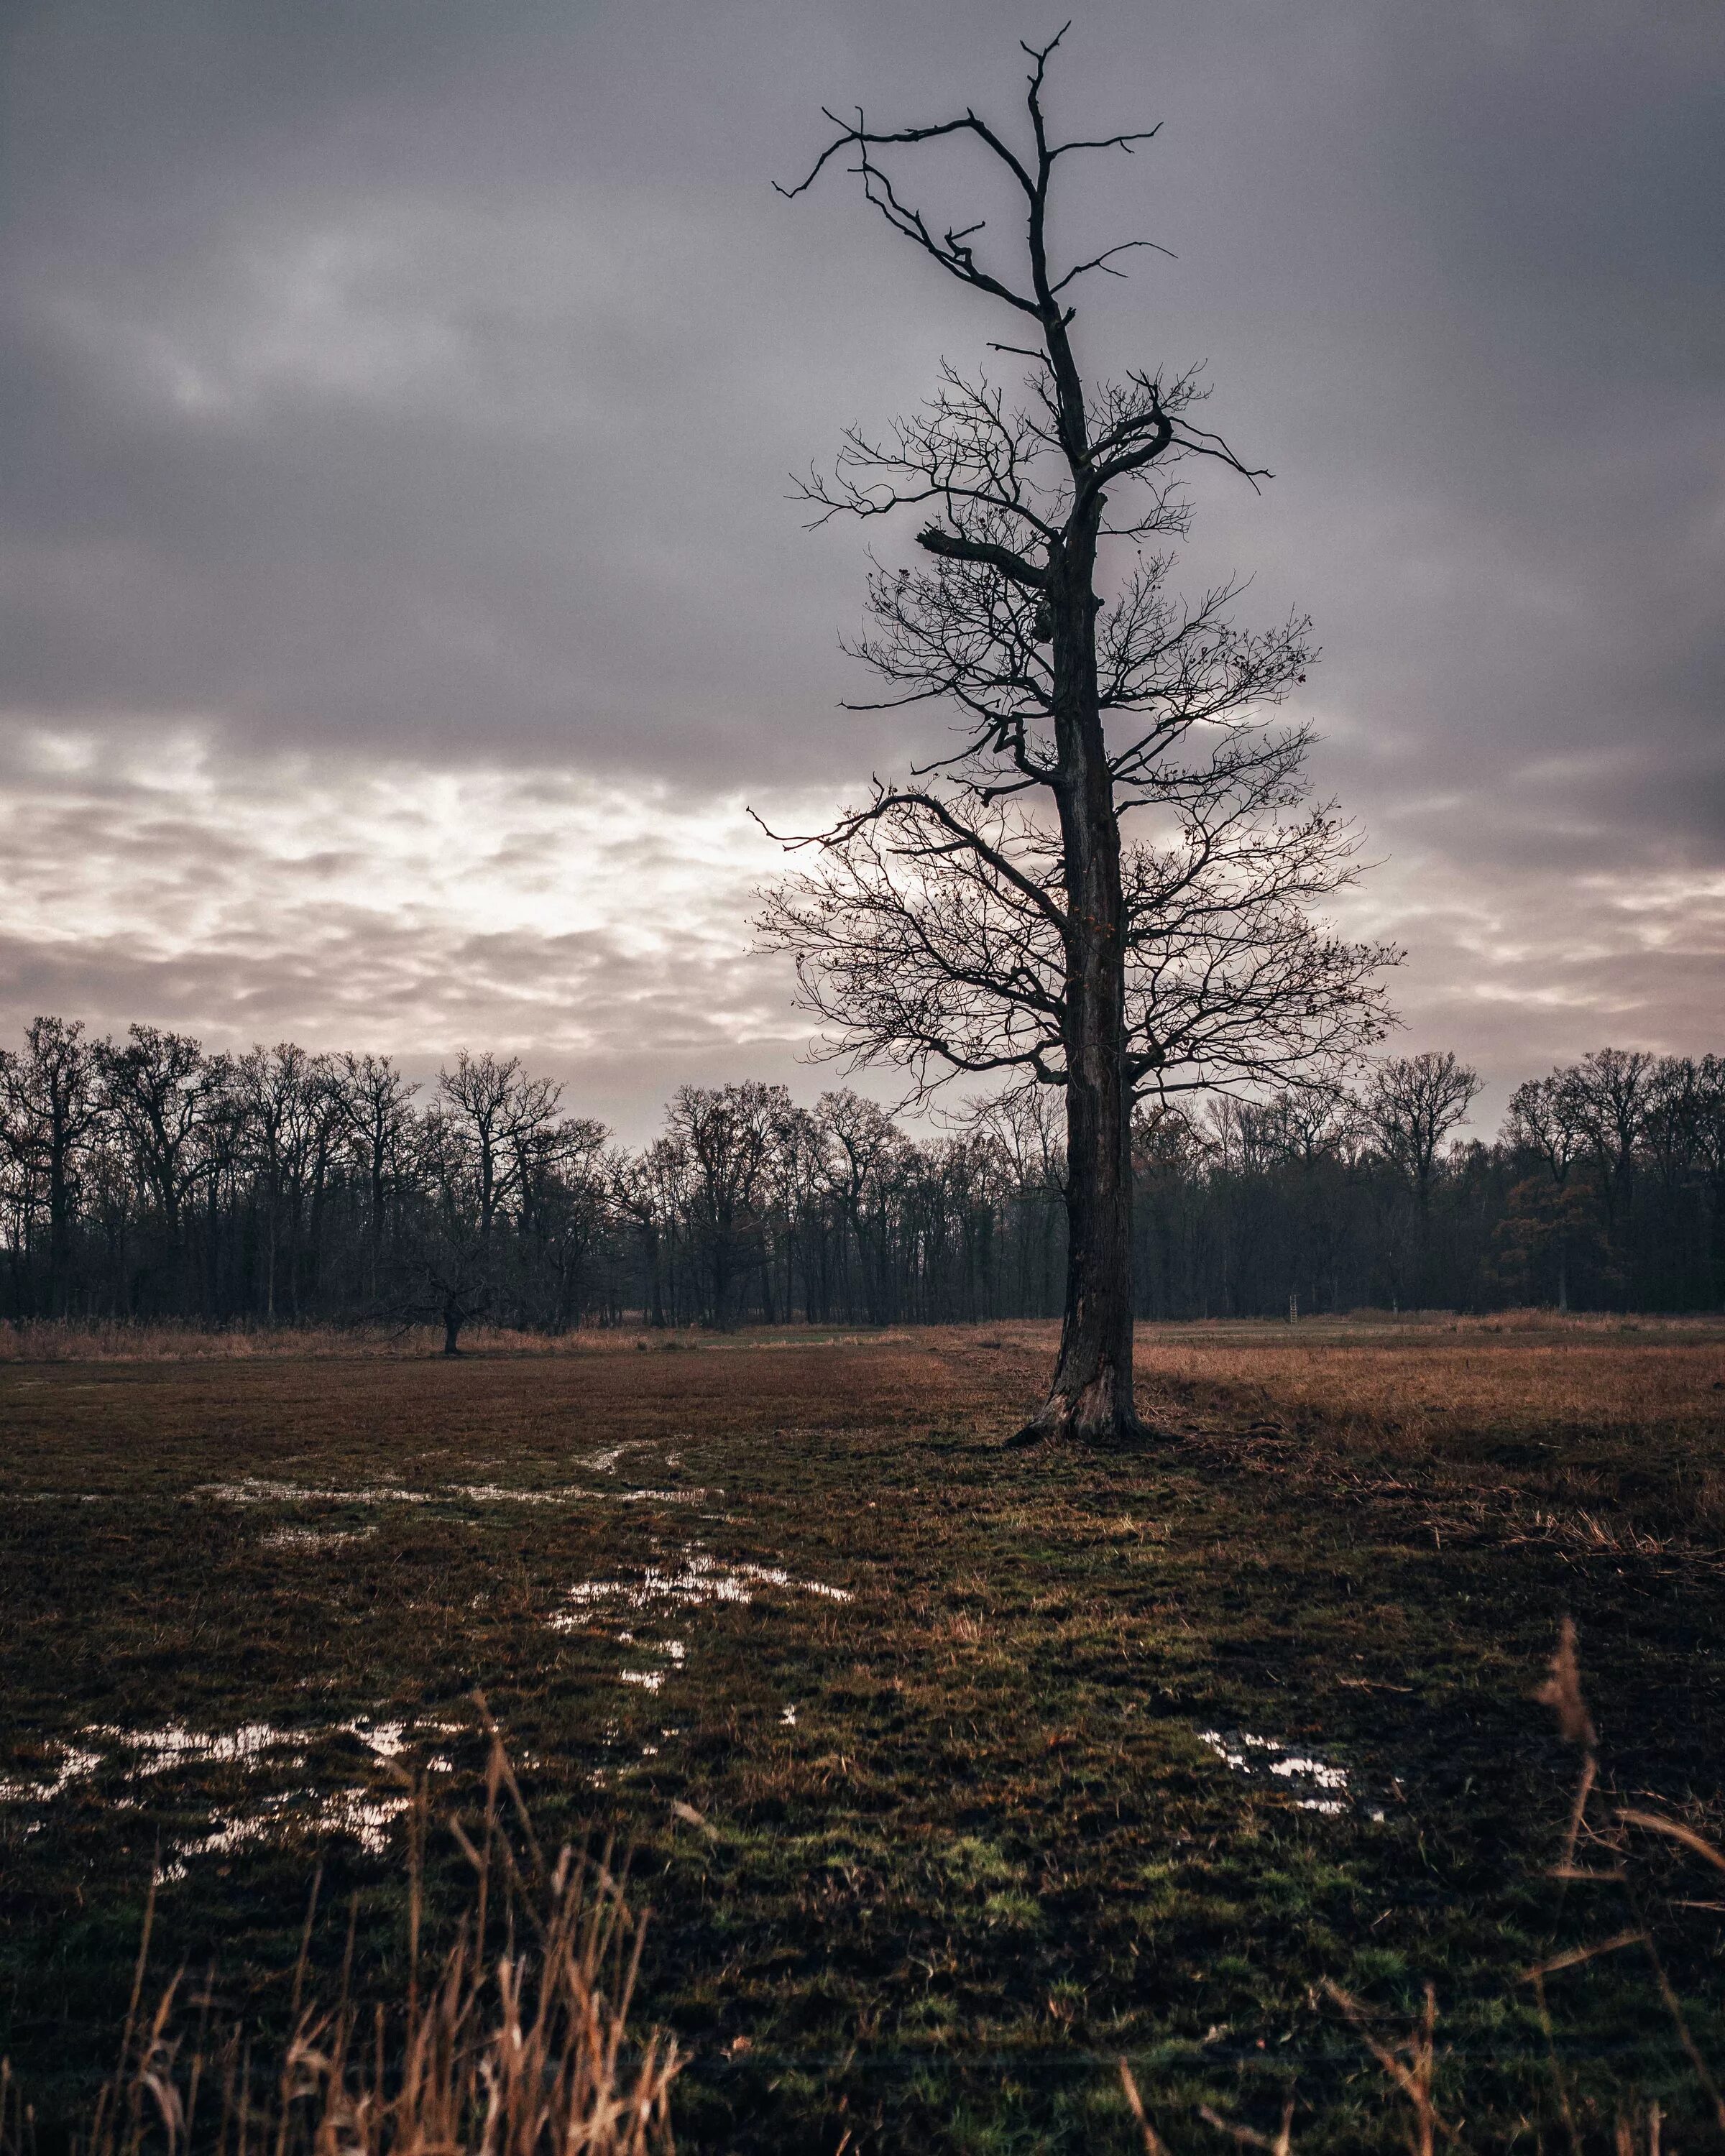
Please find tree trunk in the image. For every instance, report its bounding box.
[443,1304,464,1355]
[644,1223,667,1327]
[48,1160,70,1319]
[1013,534,1146,1445]
[709,1207,734,1330]
[1014,946,1141,1442]
[370,1158,385,1304]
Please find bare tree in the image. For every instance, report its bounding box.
[438,1051,562,1243]
[614,1139,684,1330]
[1641,1056,1719,1195]
[759,1098,823,1327]
[1366,1051,1481,1210]
[1500,1075,1588,1312]
[962,1084,1067,1315]
[99,1026,232,1304]
[810,1089,911,1325]
[0,1017,109,1316]
[1505,1073,1584,1192]
[1567,1047,1658,1222]
[236,1044,346,1322]
[516,1115,612,1330]
[769,30,1392,1441]
[338,1053,420,1301]
[404,1105,492,1355]
[664,1083,785,1330]
[1502,1071,1587,1312]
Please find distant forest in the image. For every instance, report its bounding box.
[2,1020,1721,1336]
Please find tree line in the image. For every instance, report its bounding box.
[2,1022,1720,1340]
[1136,1047,1725,1321]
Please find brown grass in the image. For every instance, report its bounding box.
[0,1319,703,1363]
[6,1306,1720,1367]
[1123,1320,1725,1543]
[1135,1325,1725,1442]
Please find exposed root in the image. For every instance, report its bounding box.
[1006,1396,1162,1450]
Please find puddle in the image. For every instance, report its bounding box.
[70,1716,426,1777]
[197,1477,719,1510]
[1197,1728,1382,1820]
[0,1746,103,1815]
[261,1525,377,1551]
[97,1720,313,1773]
[553,1547,849,1711]
[451,1483,617,1504]
[2,1713,466,1864]
[198,1477,604,1507]
[579,1437,691,1475]
[552,1549,851,1621]
[157,1789,411,1883]
[199,1479,434,1506]
[755,1565,850,1602]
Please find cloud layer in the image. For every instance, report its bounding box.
[1,0,1721,1136]
[0,723,825,1135]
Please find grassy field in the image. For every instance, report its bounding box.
[4,1317,1725,2152]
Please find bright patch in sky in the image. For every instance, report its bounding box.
[0,721,834,1134]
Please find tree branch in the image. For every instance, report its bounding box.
[915,524,1047,589]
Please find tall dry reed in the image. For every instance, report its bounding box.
[1,1729,678,2156]
[1120,1620,1725,2152]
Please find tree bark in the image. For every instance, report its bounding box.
[644,1223,667,1327]
[1012,529,1146,1445]
[47,1158,71,1319]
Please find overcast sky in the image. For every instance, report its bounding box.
[2,0,1721,1140]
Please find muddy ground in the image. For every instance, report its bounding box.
[4,1319,1724,2150]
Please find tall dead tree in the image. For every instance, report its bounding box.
[771,30,1392,1442]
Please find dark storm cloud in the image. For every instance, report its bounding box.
[1,0,1721,1124]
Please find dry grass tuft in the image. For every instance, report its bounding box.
[1,1727,678,2156]
[1113,1621,1725,2154]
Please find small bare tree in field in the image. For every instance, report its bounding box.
[766,29,1393,1442]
